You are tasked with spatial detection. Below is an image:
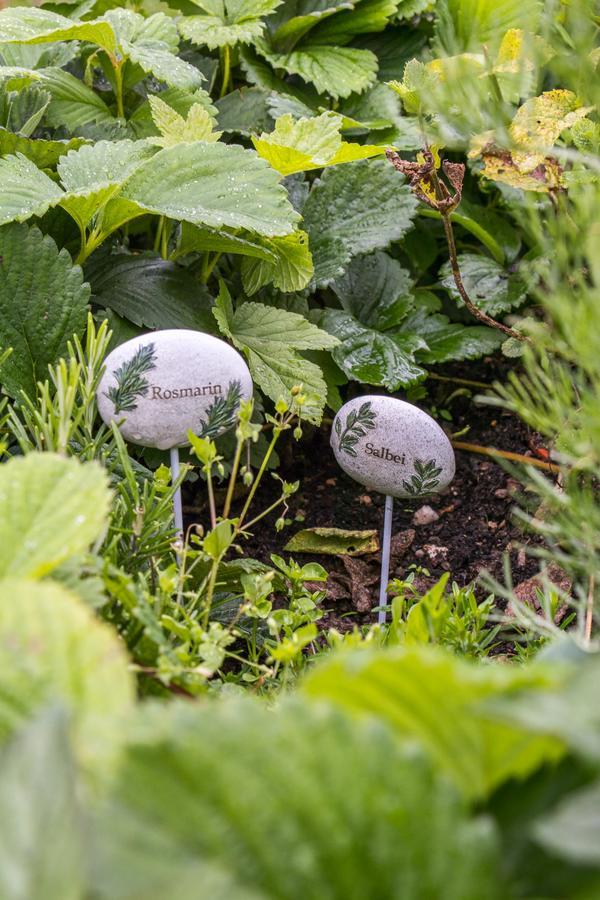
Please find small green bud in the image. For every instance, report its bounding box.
[293,425,302,440]
[243,469,253,486]
[275,517,285,532]
[275,397,288,415]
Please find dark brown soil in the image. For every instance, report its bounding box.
[184,359,557,628]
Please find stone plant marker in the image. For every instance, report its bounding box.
[331,396,455,624]
[98,329,252,540]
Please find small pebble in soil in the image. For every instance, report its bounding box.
[97,329,252,449]
[331,396,455,499]
[412,504,440,526]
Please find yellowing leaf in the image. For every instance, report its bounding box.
[149,95,221,146]
[510,89,591,169]
[252,111,384,176]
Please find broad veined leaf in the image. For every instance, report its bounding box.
[0,453,110,579]
[254,37,378,98]
[240,230,314,293]
[0,152,63,226]
[0,578,134,769]
[0,7,117,53]
[0,127,86,168]
[318,308,425,389]
[214,289,337,421]
[40,67,115,132]
[85,250,215,332]
[178,0,283,50]
[415,314,504,363]
[119,141,300,236]
[302,158,417,286]
[0,710,84,900]
[149,95,221,146]
[302,646,565,799]
[252,110,385,175]
[0,224,89,398]
[331,250,414,329]
[93,697,503,900]
[439,253,529,316]
[267,0,354,51]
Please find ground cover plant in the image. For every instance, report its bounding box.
[0,0,598,894]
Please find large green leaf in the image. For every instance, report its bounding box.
[318,308,426,389]
[331,250,414,329]
[40,67,115,133]
[240,230,314,292]
[216,85,274,135]
[93,697,504,899]
[119,141,300,236]
[0,710,84,900]
[214,289,336,421]
[255,41,378,98]
[302,646,565,799]
[0,454,110,579]
[415,314,504,363]
[85,250,215,332]
[178,0,282,50]
[439,252,530,316]
[0,578,134,768]
[0,7,117,53]
[302,159,417,285]
[0,153,63,226]
[0,126,85,168]
[308,0,397,46]
[0,224,89,398]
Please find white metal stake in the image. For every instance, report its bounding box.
[170,446,184,541]
[377,494,394,625]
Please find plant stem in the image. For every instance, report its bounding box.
[439,210,530,343]
[223,436,243,519]
[161,218,169,260]
[113,60,125,119]
[153,216,164,253]
[219,45,231,98]
[451,440,561,473]
[585,574,595,643]
[237,428,280,530]
[428,372,491,390]
[206,467,217,529]
[203,556,221,628]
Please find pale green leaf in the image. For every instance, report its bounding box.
[0,577,134,769]
[302,158,417,285]
[0,224,90,398]
[0,454,110,579]
[302,646,565,798]
[284,526,378,555]
[0,152,63,226]
[149,95,220,146]
[124,42,205,89]
[534,781,600,866]
[436,0,543,53]
[240,230,313,292]
[439,253,529,316]
[120,142,300,236]
[0,7,117,53]
[179,16,266,50]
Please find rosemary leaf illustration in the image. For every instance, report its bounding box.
[337,401,377,457]
[402,458,443,496]
[107,343,158,414]
[198,380,242,439]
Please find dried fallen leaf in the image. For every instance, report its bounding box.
[284,527,379,557]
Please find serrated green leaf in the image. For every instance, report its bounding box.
[302,158,417,286]
[178,0,282,49]
[0,7,117,53]
[302,646,565,799]
[85,250,215,332]
[252,110,384,175]
[439,253,529,316]
[0,453,110,579]
[120,142,300,236]
[241,230,313,292]
[318,308,425,389]
[40,67,115,133]
[0,152,63,225]
[331,250,414,329]
[0,127,85,168]
[0,223,89,398]
[255,39,378,98]
[129,85,217,139]
[0,577,134,769]
[149,95,220,145]
[416,315,504,363]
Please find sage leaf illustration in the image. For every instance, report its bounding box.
[337,401,377,457]
[402,458,443,496]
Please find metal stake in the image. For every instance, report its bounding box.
[377,494,394,625]
[170,446,184,540]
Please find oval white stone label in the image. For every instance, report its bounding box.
[97,329,253,450]
[331,396,455,499]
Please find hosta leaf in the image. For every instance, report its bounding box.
[40,67,115,132]
[240,230,314,293]
[331,250,414,329]
[302,159,417,286]
[0,453,109,579]
[120,142,299,236]
[0,152,63,226]
[0,127,85,168]
[255,40,378,98]
[302,646,565,799]
[0,223,89,398]
[85,250,215,332]
[94,697,502,899]
[252,111,384,175]
[318,308,425,389]
[214,291,336,421]
[0,7,117,53]
[0,710,84,900]
[149,96,220,146]
[0,577,134,768]
[439,253,529,316]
